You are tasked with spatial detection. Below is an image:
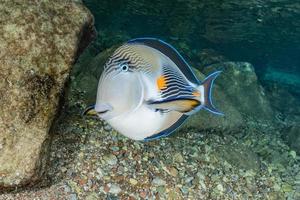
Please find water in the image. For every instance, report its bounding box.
[76,0,300,198]
[83,0,300,92]
[1,1,299,199]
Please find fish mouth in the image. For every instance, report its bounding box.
[97,110,109,114]
[95,103,113,119]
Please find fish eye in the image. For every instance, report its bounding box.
[120,63,129,72]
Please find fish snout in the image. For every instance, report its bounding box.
[95,103,113,118]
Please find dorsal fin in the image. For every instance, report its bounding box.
[127,38,200,85]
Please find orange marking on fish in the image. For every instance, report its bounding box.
[187,99,200,107]
[192,91,201,97]
[157,75,167,90]
[179,99,200,112]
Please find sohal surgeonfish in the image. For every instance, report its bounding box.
[84,38,223,141]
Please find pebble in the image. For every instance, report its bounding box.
[69,193,77,200]
[129,178,138,185]
[216,184,224,193]
[185,177,194,184]
[289,150,297,159]
[295,173,300,185]
[104,154,118,166]
[282,183,293,193]
[96,167,104,178]
[152,177,166,186]
[4,108,299,200]
[157,186,166,195]
[169,167,178,177]
[173,153,184,163]
[109,184,122,194]
[139,190,147,199]
[104,124,112,131]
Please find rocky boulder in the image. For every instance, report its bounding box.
[0,1,94,189]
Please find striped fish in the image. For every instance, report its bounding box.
[84,38,223,141]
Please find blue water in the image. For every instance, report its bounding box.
[82,0,300,95]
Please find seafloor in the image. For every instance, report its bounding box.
[1,45,300,200]
[1,0,300,198]
[1,104,300,199]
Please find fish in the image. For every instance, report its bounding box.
[83,38,223,141]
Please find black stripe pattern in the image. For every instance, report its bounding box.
[103,44,152,76]
[159,65,196,101]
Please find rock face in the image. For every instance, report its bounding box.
[0,1,94,189]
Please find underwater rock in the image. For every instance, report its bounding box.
[206,62,274,120]
[185,61,274,133]
[285,125,300,154]
[0,1,94,189]
[69,47,117,105]
[195,49,228,70]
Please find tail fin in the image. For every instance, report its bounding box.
[201,71,224,116]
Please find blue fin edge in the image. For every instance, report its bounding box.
[202,71,224,116]
[143,115,189,141]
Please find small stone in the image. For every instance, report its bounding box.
[185,177,194,184]
[282,183,293,193]
[104,124,112,131]
[295,173,300,185]
[180,186,189,194]
[289,150,297,159]
[130,178,138,185]
[96,168,104,178]
[169,167,178,177]
[86,192,98,200]
[173,153,184,163]
[64,184,72,193]
[61,167,68,173]
[111,146,120,152]
[104,184,110,193]
[104,154,118,166]
[273,183,281,191]
[168,189,178,199]
[157,186,166,194]
[140,190,147,199]
[216,183,224,193]
[69,193,77,200]
[109,184,122,194]
[152,177,166,186]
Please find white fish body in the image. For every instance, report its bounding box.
[84,38,223,141]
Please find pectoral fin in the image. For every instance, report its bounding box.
[147,98,200,114]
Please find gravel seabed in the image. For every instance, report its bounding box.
[0,102,299,199]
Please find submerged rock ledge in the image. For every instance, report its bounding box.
[0,0,95,189]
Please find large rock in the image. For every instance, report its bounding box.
[0,1,94,189]
[184,61,275,133]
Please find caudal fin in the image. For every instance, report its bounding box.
[201,71,224,116]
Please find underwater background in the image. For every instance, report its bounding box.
[0,0,299,199]
[82,0,300,95]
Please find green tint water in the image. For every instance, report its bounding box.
[83,0,300,90]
